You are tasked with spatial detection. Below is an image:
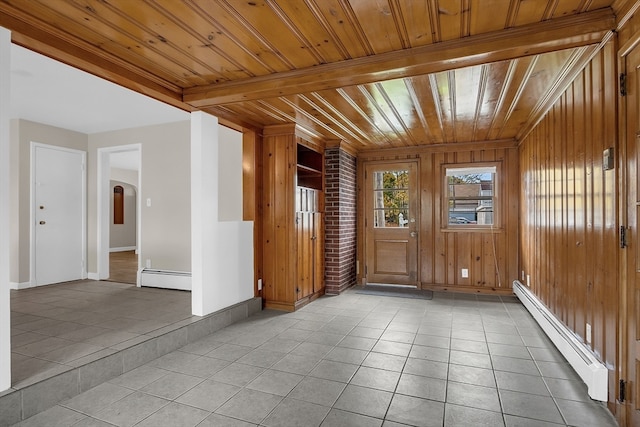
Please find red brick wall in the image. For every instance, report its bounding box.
[324,147,357,294]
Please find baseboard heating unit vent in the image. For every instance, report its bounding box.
[512,280,607,401]
[140,269,191,291]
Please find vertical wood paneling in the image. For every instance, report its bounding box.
[519,43,617,401]
[359,142,518,293]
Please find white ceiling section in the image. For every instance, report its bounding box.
[9,44,189,134]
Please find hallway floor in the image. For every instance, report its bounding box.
[10,280,193,389]
[11,288,617,427]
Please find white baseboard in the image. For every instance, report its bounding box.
[10,281,33,290]
[140,269,191,291]
[87,272,100,280]
[109,246,136,253]
[513,280,608,401]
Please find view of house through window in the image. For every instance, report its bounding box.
[373,169,409,228]
[445,165,496,226]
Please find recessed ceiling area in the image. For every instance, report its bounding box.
[9,44,189,135]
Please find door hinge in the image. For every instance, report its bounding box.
[620,73,627,96]
[620,226,628,249]
[620,379,626,403]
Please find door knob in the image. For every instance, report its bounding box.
[410,231,417,237]
[39,221,46,225]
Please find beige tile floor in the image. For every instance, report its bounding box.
[9,286,618,427]
[10,280,193,388]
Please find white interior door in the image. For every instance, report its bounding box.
[33,144,85,286]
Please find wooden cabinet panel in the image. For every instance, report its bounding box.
[263,125,325,311]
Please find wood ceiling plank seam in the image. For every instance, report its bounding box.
[542,0,560,20]
[252,100,294,122]
[448,70,458,143]
[264,0,328,65]
[278,96,351,141]
[613,0,640,30]
[358,84,410,147]
[150,0,270,79]
[461,0,471,38]
[336,0,376,55]
[428,74,447,143]
[517,41,607,142]
[215,102,273,124]
[0,2,184,96]
[403,78,437,144]
[374,81,418,145]
[303,0,353,59]
[62,0,213,86]
[495,56,540,139]
[307,92,372,145]
[183,8,615,106]
[427,1,442,43]
[92,0,232,84]
[484,60,519,140]
[388,0,410,49]
[522,47,591,135]
[297,93,369,145]
[336,87,395,146]
[577,0,593,12]
[215,0,297,70]
[471,64,490,141]
[504,0,520,28]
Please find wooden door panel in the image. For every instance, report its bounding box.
[365,161,418,285]
[374,239,410,275]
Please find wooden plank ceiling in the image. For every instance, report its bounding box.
[0,0,625,153]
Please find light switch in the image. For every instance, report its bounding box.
[146,198,151,207]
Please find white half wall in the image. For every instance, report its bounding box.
[191,112,254,316]
[0,26,12,392]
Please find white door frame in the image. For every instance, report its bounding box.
[30,142,87,287]
[97,144,141,282]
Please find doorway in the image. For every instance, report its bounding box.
[97,145,141,283]
[364,161,419,286]
[31,143,86,286]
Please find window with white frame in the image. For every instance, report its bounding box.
[444,164,498,227]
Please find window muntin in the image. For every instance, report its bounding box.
[372,170,410,228]
[445,165,497,227]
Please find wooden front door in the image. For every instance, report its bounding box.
[623,41,640,426]
[365,162,418,285]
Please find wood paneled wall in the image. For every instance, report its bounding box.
[519,41,618,401]
[358,142,519,293]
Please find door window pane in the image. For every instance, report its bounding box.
[373,170,409,228]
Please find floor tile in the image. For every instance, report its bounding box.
[61,382,134,416]
[215,388,282,424]
[350,366,401,392]
[15,405,87,427]
[92,391,169,427]
[555,398,618,427]
[444,404,504,427]
[385,394,445,427]
[403,358,448,380]
[334,384,393,419]
[448,364,496,388]
[309,360,359,383]
[108,365,168,390]
[495,370,550,396]
[337,335,377,351]
[396,373,446,401]
[197,413,258,427]
[499,389,564,424]
[262,397,330,427]
[361,352,406,372]
[324,346,369,365]
[492,355,540,376]
[449,349,492,369]
[446,382,501,412]
[134,402,210,427]
[246,369,303,396]
[176,379,241,411]
[320,408,382,427]
[289,376,346,407]
[140,371,203,399]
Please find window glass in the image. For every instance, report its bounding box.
[373,170,409,228]
[446,166,496,226]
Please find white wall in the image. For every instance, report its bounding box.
[10,119,88,286]
[88,121,191,274]
[191,112,254,316]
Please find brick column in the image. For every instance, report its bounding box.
[324,147,357,294]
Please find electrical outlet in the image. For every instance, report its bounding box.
[145,259,151,268]
[586,323,592,345]
[461,268,469,278]
[257,278,262,291]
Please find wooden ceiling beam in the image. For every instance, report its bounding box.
[184,8,615,108]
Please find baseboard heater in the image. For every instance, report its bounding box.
[512,280,607,401]
[140,269,191,291]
